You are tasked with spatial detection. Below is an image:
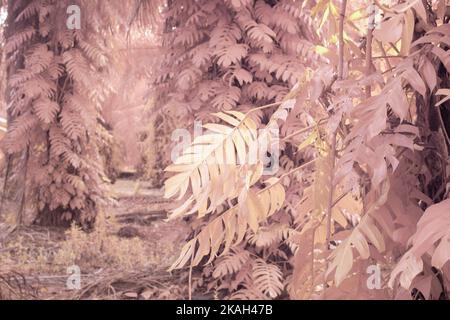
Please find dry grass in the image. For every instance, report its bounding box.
[0,188,191,300]
[54,213,149,271]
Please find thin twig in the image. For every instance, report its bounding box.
[17,147,30,225]
[377,40,393,71]
[278,158,317,181]
[331,191,349,208]
[365,1,374,98]
[337,0,347,81]
[325,0,347,267]
[282,117,329,142]
[389,42,400,55]
[355,55,405,60]
[325,132,337,250]
[188,231,196,300]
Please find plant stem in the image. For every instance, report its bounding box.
[337,0,347,81]
[325,132,337,250]
[326,0,347,253]
[365,1,374,98]
[281,117,329,142]
[278,158,317,181]
[188,232,196,300]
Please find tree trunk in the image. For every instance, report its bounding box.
[2,0,106,228]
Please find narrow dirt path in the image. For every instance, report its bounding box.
[108,179,191,270]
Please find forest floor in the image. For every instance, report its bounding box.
[0,179,192,300]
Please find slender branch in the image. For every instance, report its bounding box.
[381,66,396,75]
[188,230,196,300]
[371,55,405,59]
[325,132,337,250]
[57,75,70,105]
[0,154,12,219]
[331,190,349,208]
[377,40,393,71]
[278,158,317,181]
[337,0,347,80]
[326,0,347,254]
[112,46,159,52]
[17,147,30,225]
[253,101,283,111]
[281,117,329,142]
[389,42,400,55]
[351,55,405,63]
[365,1,374,98]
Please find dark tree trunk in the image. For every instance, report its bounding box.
[0,0,33,224]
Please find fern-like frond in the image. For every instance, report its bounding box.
[63,49,91,86]
[164,110,263,219]
[4,26,35,55]
[15,0,41,22]
[60,109,85,140]
[326,214,385,286]
[213,248,250,278]
[33,97,60,124]
[248,224,290,248]
[78,39,109,67]
[4,113,38,153]
[168,178,285,271]
[230,287,268,300]
[252,259,284,298]
[389,199,450,289]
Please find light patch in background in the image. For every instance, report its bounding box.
[0,7,7,26]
